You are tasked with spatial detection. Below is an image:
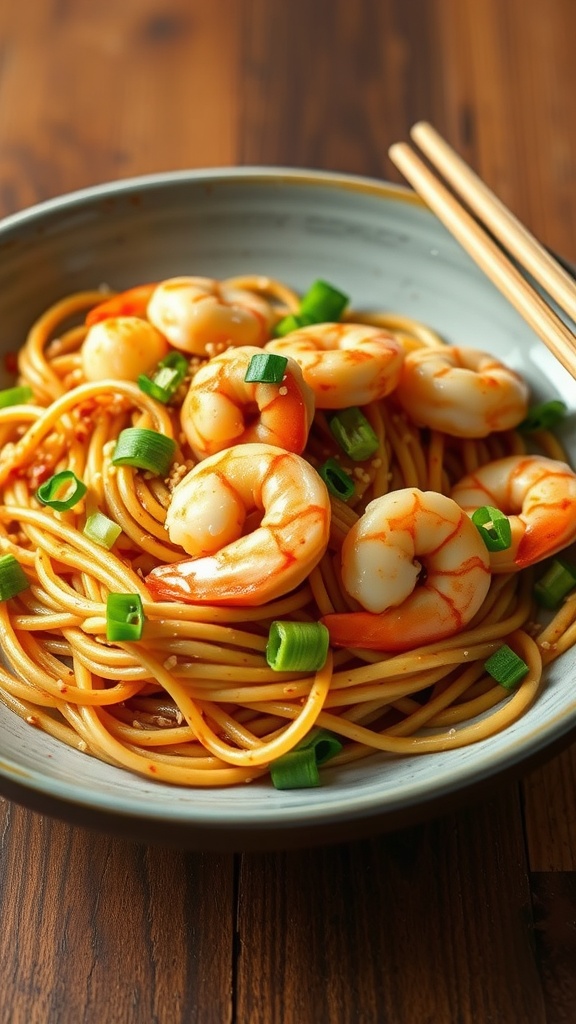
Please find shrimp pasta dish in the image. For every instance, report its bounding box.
[0,271,575,790]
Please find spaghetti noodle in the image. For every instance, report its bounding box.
[0,274,574,788]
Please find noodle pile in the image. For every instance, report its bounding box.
[0,275,574,788]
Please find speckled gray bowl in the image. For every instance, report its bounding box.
[0,168,575,849]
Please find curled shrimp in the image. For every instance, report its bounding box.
[81,316,169,381]
[321,487,491,651]
[180,345,315,459]
[145,443,331,606]
[147,276,273,356]
[451,455,576,571]
[265,322,404,408]
[395,345,529,437]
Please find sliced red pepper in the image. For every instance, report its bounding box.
[85,283,158,326]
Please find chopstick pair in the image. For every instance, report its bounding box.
[388,122,576,381]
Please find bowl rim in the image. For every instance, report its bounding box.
[0,165,423,234]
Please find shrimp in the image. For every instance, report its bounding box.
[81,316,170,381]
[321,487,491,651]
[265,322,404,408]
[451,455,576,572]
[146,276,273,356]
[394,345,529,437]
[180,345,315,459]
[145,443,331,606]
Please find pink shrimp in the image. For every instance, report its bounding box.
[265,322,404,408]
[395,345,529,437]
[180,345,315,459]
[147,276,273,356]
[321,487,491,651]
[451,455,576,571]
[145,443,331,606]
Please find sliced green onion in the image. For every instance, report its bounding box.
[274,279,349,337]
[519,400,567,432]
[471,505,512,552]
[534,558,576,609]
[318,457,355,500]
[329,407,379,461]
[274,312,316,337]
[36,470,87,511]
[266,620,330,672]
[484,644,529,690]
[244,352,288,384]
[137,351,188,404]
[270,728,343,790]
[0,385,33,408]
[83,511,122,550]
[106,593,145,642]
[300,279,349,321]
[300,727,343,766]
[112,427,176,476]
[270,746,320,789]
[0,554,30,601]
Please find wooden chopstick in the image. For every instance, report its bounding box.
[410,122,576,324]
[388,127,576,381]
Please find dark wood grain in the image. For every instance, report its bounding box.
[236,793,546,1024]
[524,749,576,872]
[0,0,576,1021]
[0,802,235,1024]
[531,873,576,1024]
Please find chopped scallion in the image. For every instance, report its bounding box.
[266,620,330,672]
[36,470,87,511]
[0,554,30,601]
[112,427,176,476]
[534,558,576,609]
[274,279,349,337]
[274,313,316,337]
[83,511,122,550]
[0,385,33,408]
[244,352,288,384]
[471,505,512,552]
[300,727,343,766]
[270,747,320,789]
[106,593,145,642]
[329,407,379,461]
[318,457,355,500]
[299,279,349,322]
[484,644,529,690]
[137,351,188,404]
[270,728,343,790]
[519,400,567,432]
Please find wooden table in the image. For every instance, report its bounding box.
[1,2,575,1021]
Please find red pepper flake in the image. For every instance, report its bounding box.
[4,352,18,374]
[148,763,158,773]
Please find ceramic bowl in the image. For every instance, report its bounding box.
[0,168,575,850]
